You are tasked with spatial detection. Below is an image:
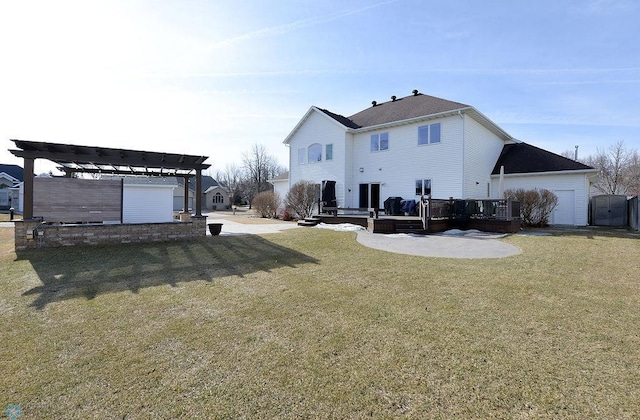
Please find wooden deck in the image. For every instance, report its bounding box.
[312,214,520,234]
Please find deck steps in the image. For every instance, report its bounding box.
[393,219,427,234]
[297,217,321,227]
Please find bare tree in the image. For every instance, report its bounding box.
[585,141,629,195]
[623,150,640,196]
[218,163,244,205]
[241,144,285,208]
[560,146,580,161]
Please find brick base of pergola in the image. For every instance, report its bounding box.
[15,217,208,251]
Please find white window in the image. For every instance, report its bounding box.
[326,144,333,161]
[371,132,389,152]
[415,179,432,196]
[213,192,224,204]
[418,123,441,145]
[298,148,305,164]
[308,143,322,163]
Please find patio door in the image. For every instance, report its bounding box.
[359,183,380,209]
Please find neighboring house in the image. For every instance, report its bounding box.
[175,175,229,211]
[0,164,23,209]
[268,171,289,203]
[283,90,598,225]
[204,184,230,210]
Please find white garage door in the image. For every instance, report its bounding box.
[552,190,575,225]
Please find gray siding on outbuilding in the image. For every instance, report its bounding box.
[34,178,122,223]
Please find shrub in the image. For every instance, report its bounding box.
[505,188,558,227]
[285,181,319,219]
[279,208,294,221]
[252,191,280,218]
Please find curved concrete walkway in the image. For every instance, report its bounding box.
[355,230,521,259]
[204,214,520,259]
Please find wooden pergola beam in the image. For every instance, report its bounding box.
[9,139,210,220]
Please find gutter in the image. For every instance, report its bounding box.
[490,168,600,178]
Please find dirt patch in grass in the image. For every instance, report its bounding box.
[1,227,639,418]
[221,216,294,225]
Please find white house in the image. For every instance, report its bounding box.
[268,171,290,209]
[175,175,229,211]
[283,90,598,225]
[0,164,23,210]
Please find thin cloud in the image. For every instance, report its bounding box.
[137,66,640,80]
[209,0,400,49]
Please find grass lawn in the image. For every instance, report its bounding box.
[1,226,639,418]
[0,213,20,222]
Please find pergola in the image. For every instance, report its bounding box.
[9,139,211,220]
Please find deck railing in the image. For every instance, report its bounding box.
[420,197,520,230]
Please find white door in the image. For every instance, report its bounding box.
[552,190,575,225]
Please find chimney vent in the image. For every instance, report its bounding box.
[412,89,419,96]
[391,95,397,102]
[372,101,377,107]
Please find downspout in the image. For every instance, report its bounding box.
[459,110,465,198]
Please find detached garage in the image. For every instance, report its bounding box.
[492,143,599,226]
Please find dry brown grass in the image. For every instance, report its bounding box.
[1,226,639,418]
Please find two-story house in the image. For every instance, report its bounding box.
[283,90,597,225]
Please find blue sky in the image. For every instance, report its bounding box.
[1,0,639,175]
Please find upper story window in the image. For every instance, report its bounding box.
[418,123,441,145]
[371,132,389,152]
[326,144,333,161]
[308,143,322,163]
[298,148,305,164]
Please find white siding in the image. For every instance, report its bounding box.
[271,179,289,209]
[123,185,174,223]
[288,110,348,205]
[463,115,508,199]
[495,172,592,226]
[350,115,468,201]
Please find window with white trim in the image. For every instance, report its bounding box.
[213,192,224,204]
[308,143,322,163]
[418,123,441,145]
[326,144,333,161]
[415,179,432,196]
[371,132,389,152]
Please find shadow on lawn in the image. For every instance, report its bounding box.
[17,235,318,309]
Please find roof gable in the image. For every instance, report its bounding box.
[284,91,513,143]
[283,106,352,144]
[0,164,24,182]
[177,175,221,191]
[318,109,361,129]
[493,143,595,175]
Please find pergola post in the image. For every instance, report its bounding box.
[182,176,190,213]
[195,169,203,216]
[23,157,34,219]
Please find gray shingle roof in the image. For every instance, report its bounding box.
[0,164,24,182]
[348,93,470,128]
[492,143,595,175]
[319,93,470,129]
[177,175,221,191]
